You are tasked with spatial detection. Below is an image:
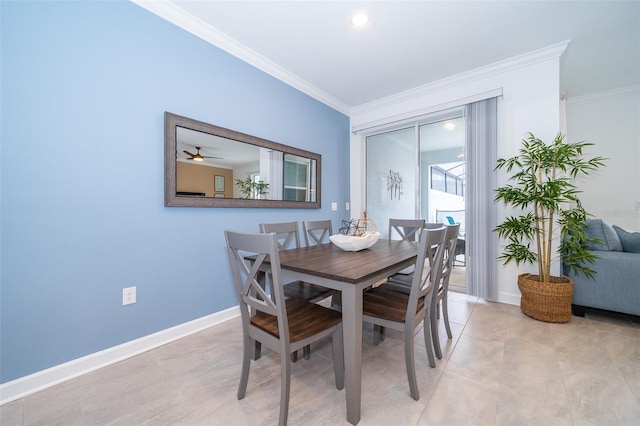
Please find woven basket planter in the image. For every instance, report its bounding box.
[518,273,574,323]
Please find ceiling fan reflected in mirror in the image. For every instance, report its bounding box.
[182,146,222,162]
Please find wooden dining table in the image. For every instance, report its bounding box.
[271,239,418,425]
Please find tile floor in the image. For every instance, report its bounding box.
[2,292,639,425]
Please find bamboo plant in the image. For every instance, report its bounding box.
[493,132,606,283]
[235,176,269,199]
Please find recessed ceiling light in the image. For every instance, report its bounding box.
[351,12,370,27]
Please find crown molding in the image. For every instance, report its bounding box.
[352,40,571,115]
[352,88,503,135]
[567,84,640,105]
[133,0,570,118]
[131,0,350,115]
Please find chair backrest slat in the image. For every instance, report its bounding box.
[259,221,301,250]
[237,252,272,305]
[407,227,446,320]
[389,218,426,242]
[435,209,464,237]
[441,224,460,283]
[225,230,287,325]
[303,220,333,246]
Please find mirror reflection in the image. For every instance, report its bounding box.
[165,112,321,208]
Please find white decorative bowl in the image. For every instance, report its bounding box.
[329,232,380,251]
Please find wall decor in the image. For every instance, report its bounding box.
[214,175,225,192]
[387,170,403,200]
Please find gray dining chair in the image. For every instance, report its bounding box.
[361,227,447,400]
[373,218,427,340]
[383,224,460,358]
[383,222,446,291]
[389,218,426,242]
[259,221,336,360]
[436,209,466,266]
[225,230,344,426]
[259,222,336,303]
[388,218,426,277]
[431,223,460,358]
[302,219,343,309]
[302,219,333,246]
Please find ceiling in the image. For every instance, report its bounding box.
[177,127,260,167]
[139,1,639,113]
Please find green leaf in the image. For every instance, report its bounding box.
[493,132,606,281]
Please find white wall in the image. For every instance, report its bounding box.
[349,43,566,305]
[567,85,640,231]
[428,190,465,225]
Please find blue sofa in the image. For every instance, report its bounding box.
[563,219,640,317]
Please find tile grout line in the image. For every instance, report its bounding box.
[419,294,480,424]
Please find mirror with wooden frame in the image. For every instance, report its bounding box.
[165,112,321,208]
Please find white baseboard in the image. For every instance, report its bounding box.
[497,291,521,307]
[0,306,239,406]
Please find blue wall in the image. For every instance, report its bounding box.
[0,1,350,383]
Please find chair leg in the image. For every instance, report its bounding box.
[252,340,262,360]
[442,295,452,339]
[373,325,381,345]
[331,292,342,310]
[422,317,436,368]
[238,336,252,399]
[404,324,419,401]
[291,346,312,362]
[332,324,345,390]
[371,325,386,344]
[303,344,311,360]
[279,350,291,426]
[430,306,443,360]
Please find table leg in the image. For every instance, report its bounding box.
[341,284,362,425]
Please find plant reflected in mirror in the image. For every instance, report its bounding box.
[235,176,269,199]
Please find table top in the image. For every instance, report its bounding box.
[276,239,418,284]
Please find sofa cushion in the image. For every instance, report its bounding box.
[566,250,640,317]
[613,225,640,253]
[584,219,622,251]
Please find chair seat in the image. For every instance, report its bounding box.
[251,299,342,343]
[393,265,415,276]
[283,281,336,302]
[362,286,424,323]
[385,267,423,294]
[381,279,411,295]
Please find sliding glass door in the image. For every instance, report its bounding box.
[363,99,498,299]
[419,114,466,225]
[419,115,468,284]
[366,107,467,289]
[365,126,417,238]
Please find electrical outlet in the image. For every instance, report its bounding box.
[123,286,136,305]
[331,202,337,211]
[346,202,350,211]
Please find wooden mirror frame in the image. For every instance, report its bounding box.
[164,112,321,208]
